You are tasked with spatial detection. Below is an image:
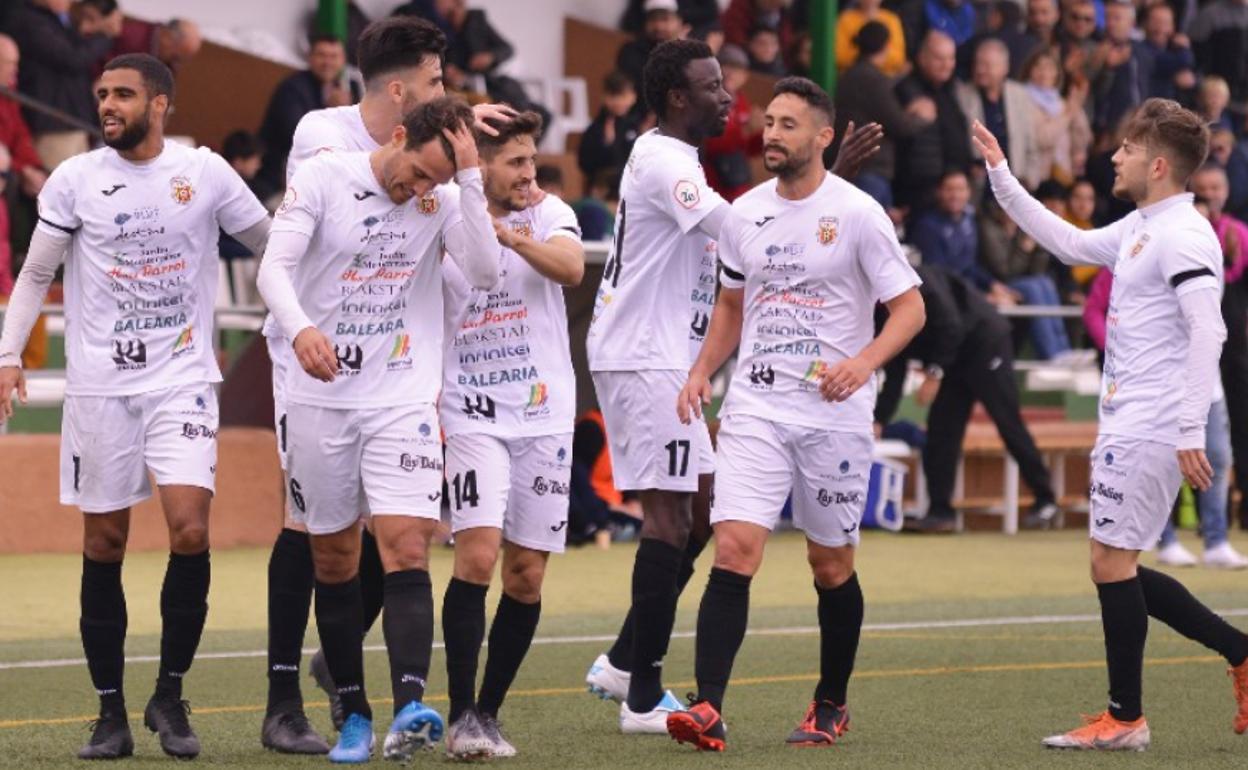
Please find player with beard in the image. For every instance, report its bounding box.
[976,100,1248,750]
[258,17,518,754]
[438,110,584,759]
[257,96,501,763]
[583,40,885,733]
[664,77,924,752]
[0,54,270,760]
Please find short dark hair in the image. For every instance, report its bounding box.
[102,53,175,102]
[643,38,714,121]
[401,96,475,167]
[357,16,446,83]
[80,0,119,14]
[308,32,344,49]
[939,167,969,185]
[773,76,835,125]
[221,130,263,163]
[1034,178,1068,201]
[536,164,563,188]
[1122,97,1210,183]
[855,20,891,59]
[475,109,544,159]
[604,70,634,96]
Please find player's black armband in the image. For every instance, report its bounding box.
[1169,267,1215,288]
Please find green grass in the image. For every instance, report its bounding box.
[3,529,1248,767]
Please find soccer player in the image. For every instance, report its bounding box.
[975,99,1248,750]
[258,17,516,752]
[0,54,270,759]
[438,110,585,759]
[582,39,886,733]
[255,96,500,763]
[663,77,925,752]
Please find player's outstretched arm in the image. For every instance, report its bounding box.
[972,120,1121,268]
[679,285,744,424]
[0,226,69,419]
[497,222,585,287]
[443,122,504,289]
[1176,286,1226,491]
[821,287,924,403]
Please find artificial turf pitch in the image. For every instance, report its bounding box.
[2,529,1247,768]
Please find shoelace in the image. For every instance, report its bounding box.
[340,715,371,745]
[280,710,314,734]
[479,715,504,741]
[155,699,193,737]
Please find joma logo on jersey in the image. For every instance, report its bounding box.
[398,453,442,472]
[172,326,194,357]
[169,176,194,205]
[1129,233,1150,258]
[418,194,438,215]
[817,488,861,507]
[335,344,364,374]
[462,394,497,420]
[817,216,839,246]
[531,476,569,496]
[111,339,147,369]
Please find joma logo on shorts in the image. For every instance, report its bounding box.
[531,476,569,496]
[817,489,862,507]
[1090,482,1125,504]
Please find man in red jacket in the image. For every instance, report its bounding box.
[0,33,47,298]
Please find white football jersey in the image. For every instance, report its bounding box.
[271,150,462,409]
[586,129,725,371]
[441,195,581,437]
[719,173,920,432]
[36,142,267,396]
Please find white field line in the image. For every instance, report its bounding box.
[4,608,1247,672]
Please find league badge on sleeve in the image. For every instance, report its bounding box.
[170,176,195,205]
[817,216,839,246]
[674,180,701,209]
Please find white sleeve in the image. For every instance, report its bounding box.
[34,158,81,236]
[540,196,583,244]
[1176,287,1226,450]
[714,207,748,289]
[207,152,269,234]
[1161,228,1222,298]
[648,154,727,235]
[856,204,922,302]
[442,167,502,290]
[286,112,349,183]
[256,229,316,340]
[0,227,70,368]
[987,159,1125,267]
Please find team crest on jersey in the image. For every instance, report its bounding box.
[817,217,839,246]
[277,186,297,215]
[511,220,533,239]
[673,180,700,209]
[170,176,194,205]
[418,194,439,215]
[1129,233,1150,258]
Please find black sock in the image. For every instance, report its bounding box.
[814,573,864,706]
[359,529,386,634]
[442,577,487,723]
[1138,566,1248,666]
[608,535,706,672]
[266,529,313,712]
[80,556,127,714]
[314,576,371,721]
[383,569,434,715]
[1097,577,1147,721]
[155,550,210,700]
[478,592,542,717]
[694,567,752,712]
[626,538,684,712]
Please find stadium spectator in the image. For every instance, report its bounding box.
[1013,0,1061,77]
[911,169,1017,305]
[978,195,1073,359]
[1020,48,1091,186]
[9,0,113,169]
[958,39,1042,188]
[1197,75,1237,133]
[1091,0,1145,135]
[1057,0,1103,89]
[745,25,785,75]
[218,130,268,263]
[703,45,761,200]
[835,20,934,208]
[958,1,1028,81]
[1138,2,1195,101]
[577,71,640,198]
[895,30,973,209]
[1064,177,1100,286]
[71,0,123,46]
[876,264,1061,533]
[0,34,46,199]
[721,0,796,64]
[617,0,686,115]
[924,0,976,46]
[109,17,203,72]
[836,0,908,76]
[1187,0,1248,115]
[1190,163,1248,534]
[256,34,358,198]
[620,0,720,40]
[1209,127,1248,217]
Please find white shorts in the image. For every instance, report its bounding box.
[266,334,291,472]
[591,370,714,492]
[285,401,443,535]
[445,432,573,553]
[60,383,218,512]
[711,414,872,548]
[1087,435,1181,551]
